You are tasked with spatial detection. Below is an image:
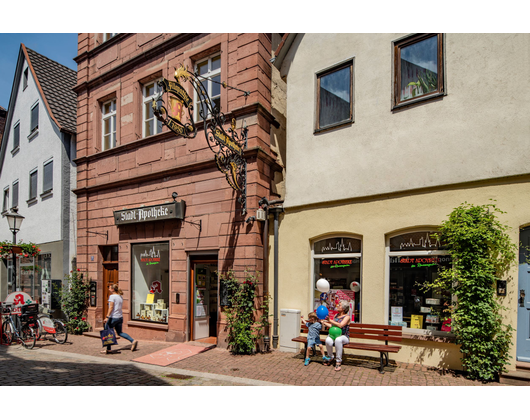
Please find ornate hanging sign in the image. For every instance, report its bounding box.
[152,65,249,214]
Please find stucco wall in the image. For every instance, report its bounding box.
[273,178,530,370]
[0,56,64,245]
[282,33,530,208]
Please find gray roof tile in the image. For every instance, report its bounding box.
[26,47,77,133]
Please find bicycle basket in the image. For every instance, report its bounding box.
[21,303,39,315]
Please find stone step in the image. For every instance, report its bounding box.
[500,361,530,385]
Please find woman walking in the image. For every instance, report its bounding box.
[102,283,138,354]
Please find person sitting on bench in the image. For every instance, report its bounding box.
[322,300,351,372]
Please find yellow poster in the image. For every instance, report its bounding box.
[146,293,155,304]
[411,315,423,329]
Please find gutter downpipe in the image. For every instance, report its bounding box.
[268,203,284,349]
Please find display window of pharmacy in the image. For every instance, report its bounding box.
[131,242,169,324]
[387,231,452,334]
[312,237,362,322]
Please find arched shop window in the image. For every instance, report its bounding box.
[388,231,452,333]
[312,237,362,323]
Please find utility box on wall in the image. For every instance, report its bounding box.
[279,308,301,352]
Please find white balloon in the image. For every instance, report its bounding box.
[316,278,330,293]
[350,281,360,292]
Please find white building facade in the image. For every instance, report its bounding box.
[0,44,77,307]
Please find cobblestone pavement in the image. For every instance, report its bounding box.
[0,334,505,386]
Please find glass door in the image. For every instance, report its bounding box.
[191,259,218,341]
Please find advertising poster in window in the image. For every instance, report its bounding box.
[313,254,361,323]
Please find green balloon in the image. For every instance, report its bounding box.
[329,326,342,340]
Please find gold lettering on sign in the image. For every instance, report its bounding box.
[167,119,185,136]
[214,128,242,155]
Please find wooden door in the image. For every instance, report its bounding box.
[103,263,119,313]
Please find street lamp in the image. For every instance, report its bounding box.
[6,207,24,291]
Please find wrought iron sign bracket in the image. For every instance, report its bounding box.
[152,65,250,216]
[184,218,202,233]
[87,230,108,242]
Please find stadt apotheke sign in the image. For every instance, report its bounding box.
[114,201,186,226]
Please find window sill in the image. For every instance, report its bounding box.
[11,146,20,156]
[314,119,353,135]
[27,130,39,141]
[403,329,455,343]
[392,92,445,111]
[127,320,169,331]
[26,197,38,206]
[1,210,8,216]
[40,190,53,200]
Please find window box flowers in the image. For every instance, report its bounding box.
[0,241,41,259]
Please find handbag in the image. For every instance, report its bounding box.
[100,325,117,347]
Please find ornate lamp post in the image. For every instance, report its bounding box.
[6,207,24,291]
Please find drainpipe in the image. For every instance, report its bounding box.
[268,203,284,349]
[259,198,284,350]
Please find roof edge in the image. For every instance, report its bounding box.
[272,33,298,71]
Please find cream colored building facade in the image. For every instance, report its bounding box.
[272,33,530,371]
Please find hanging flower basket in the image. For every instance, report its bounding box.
[0,241,41,259]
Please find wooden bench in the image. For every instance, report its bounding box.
[292,323,403,373]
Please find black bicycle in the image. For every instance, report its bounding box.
[1,303,38,349]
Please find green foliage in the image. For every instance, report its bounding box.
[220,269,271,355]
[408,71,437,97]
[59,269,91,335]
[428,201,517,381]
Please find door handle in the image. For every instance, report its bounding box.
[520,289,526,307]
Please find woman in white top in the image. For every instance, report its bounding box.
[102,283,138,354]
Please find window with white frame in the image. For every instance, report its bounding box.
[103,33,117,42]
[143,80,164,137]
[43,160,53,193]
[101,99,116,151]
[312,237,362,322]
[387,231,452,333]
[195,54,221,122]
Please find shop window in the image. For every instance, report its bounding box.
[132,242,169,324]
[388,231,452,333]
[316,60,353,131]
[393,33,445,108]
[312,237,362,322]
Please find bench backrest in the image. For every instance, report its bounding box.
[300,322,402,343]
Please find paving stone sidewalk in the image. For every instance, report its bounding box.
[1,334,504,386]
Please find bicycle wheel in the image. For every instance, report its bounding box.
[53,320,68,344]
[20,324,36,349]
[34,318,42,340]
[2,320,14,345]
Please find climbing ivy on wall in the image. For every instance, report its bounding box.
[428,201,517,382]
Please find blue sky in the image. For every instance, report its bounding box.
[0,33,78,110]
